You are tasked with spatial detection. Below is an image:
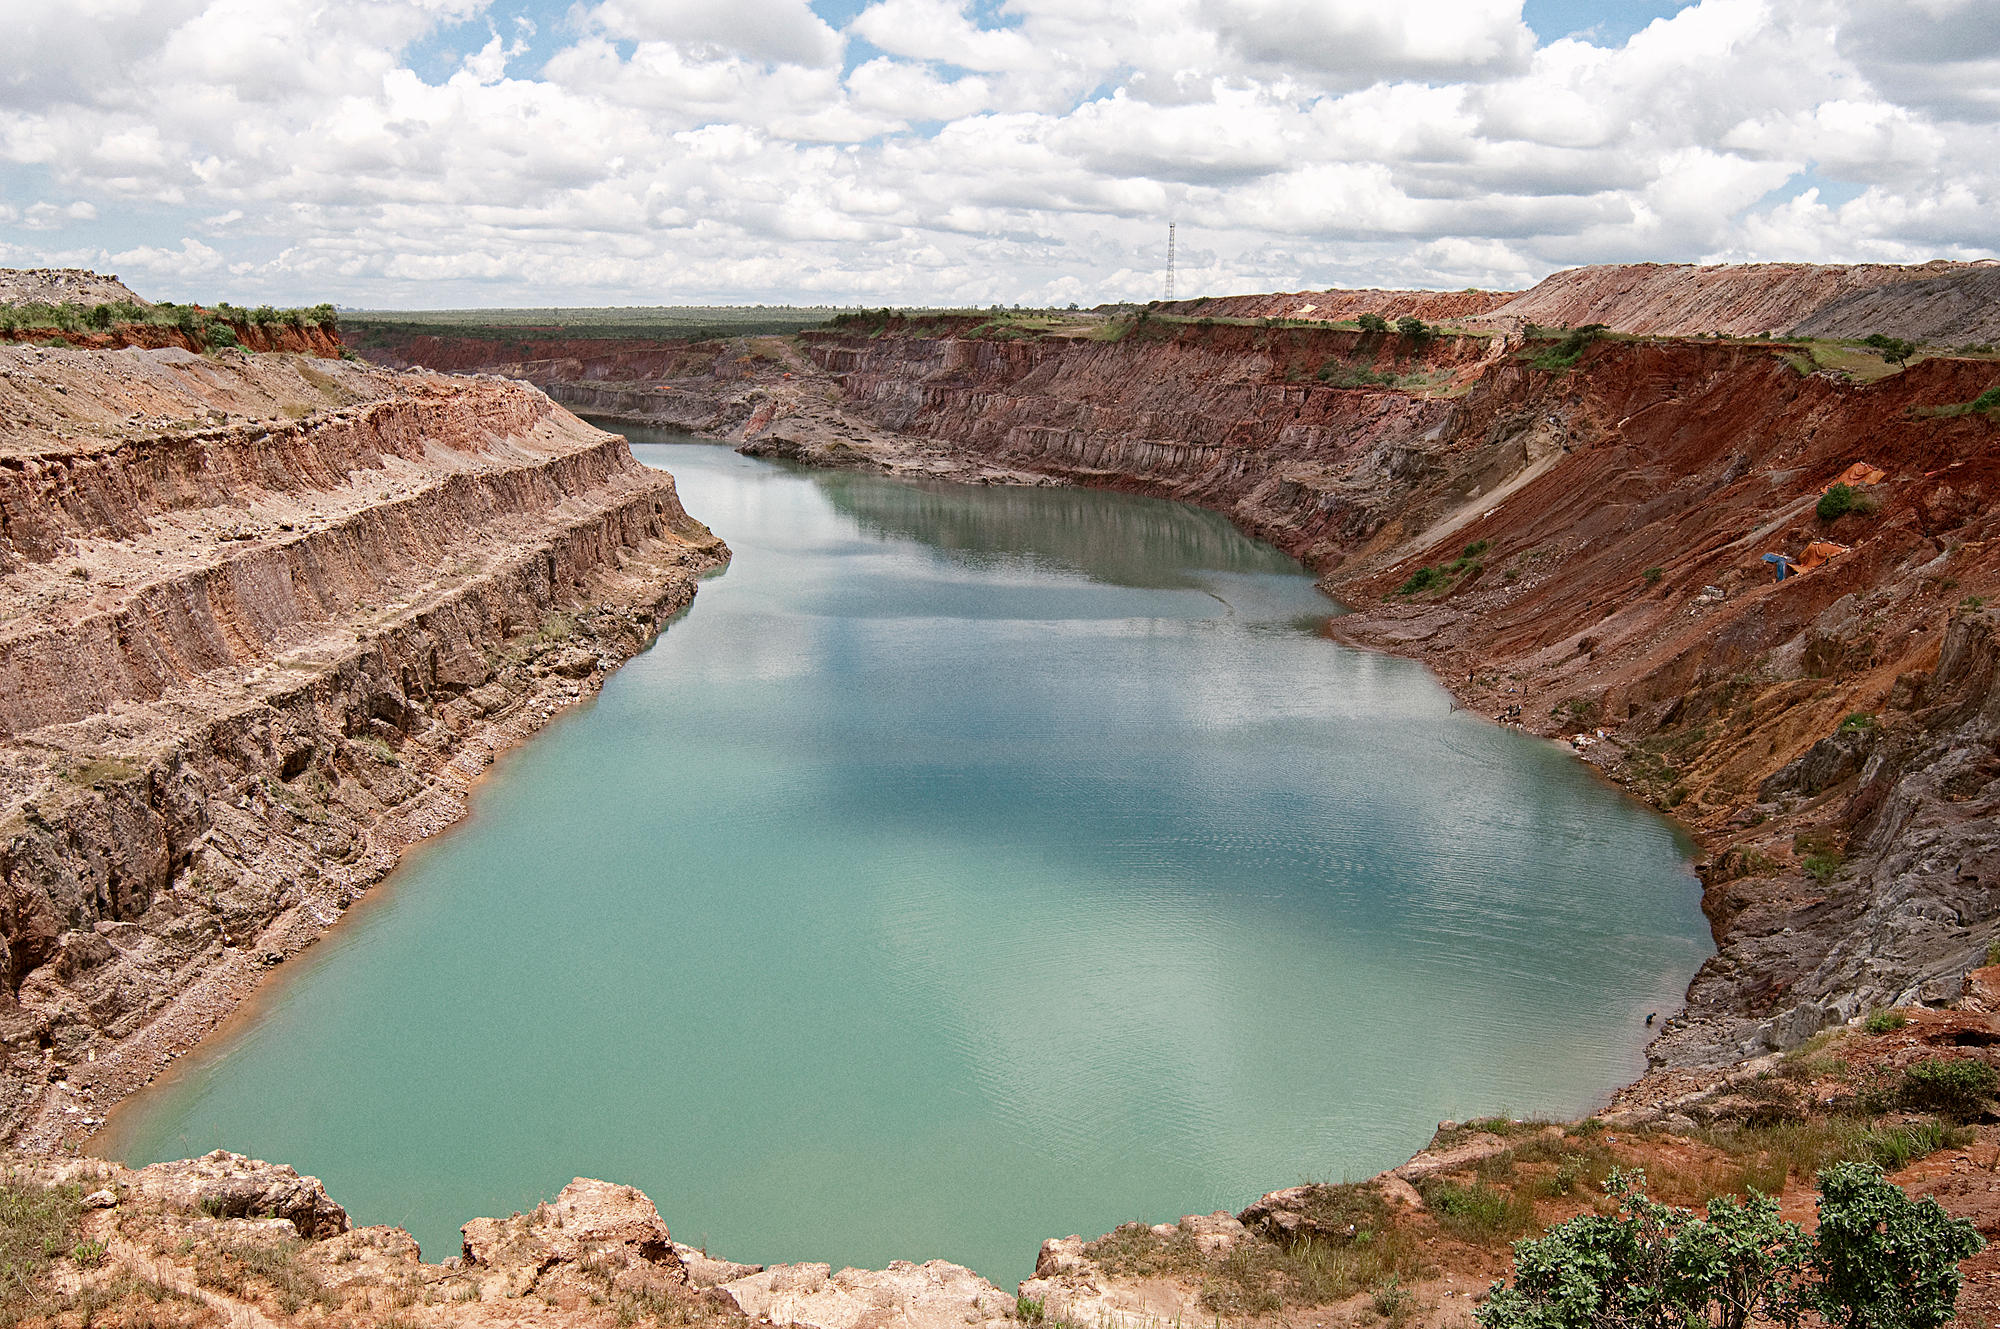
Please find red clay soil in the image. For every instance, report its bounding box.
[1158,287,1511,323]
[357,286,2000,1074]
[0,320,342,356]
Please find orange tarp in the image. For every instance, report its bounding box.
[1794,540,1849,572]
[1823,462,1886,492]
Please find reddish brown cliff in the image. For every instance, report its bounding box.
[720,318,2000,1072]
[0,344,726,1148]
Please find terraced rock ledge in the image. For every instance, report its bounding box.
[0,343,727,1151]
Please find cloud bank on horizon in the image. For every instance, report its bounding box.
[1,0,1995,308]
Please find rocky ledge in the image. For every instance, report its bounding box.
[0,343,727,1149]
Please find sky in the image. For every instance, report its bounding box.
[1,0,1996,308]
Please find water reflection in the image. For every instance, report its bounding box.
[97,428,1709,1292]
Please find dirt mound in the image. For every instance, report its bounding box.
[1159,287,1508,324]
[1793,263,2000,344]
[0,268,148,306]
[1476,260,1978,338]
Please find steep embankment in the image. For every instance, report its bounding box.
[0,319,343,355]
[352,288,2000,1072]
[1156,260,2000,343]
[715,318,2000,1077]
[1474,260,1991,337]
[0,343,726,1150]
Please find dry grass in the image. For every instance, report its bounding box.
[1083,1188,1429,1316]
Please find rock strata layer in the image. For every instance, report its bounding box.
[0,344,726,1148]
[424,309,2000,1080]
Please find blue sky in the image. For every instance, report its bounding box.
[2,0,1990,307]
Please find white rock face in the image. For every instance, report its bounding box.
[719,1258,1016,1329]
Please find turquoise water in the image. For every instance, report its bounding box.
[97,432,1710,1287]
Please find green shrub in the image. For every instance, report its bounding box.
[1643,565,1664,584]
[1478,1165,1982,1329]
[1804,852,1844,884]
[1812,1160,1982,1329]
[1528,323,1609,372]
[1357,313,1389,333]
[1863,332,1917,366]
[1838,712,1878,733]
[1862,1009,1906,1035]
[1973,385,2000,413]
[1899,1057,1999,1119]
[1396,566,1446,595]
[1818,483,1868,521]
[1396,315,1432,342]
[1463,539,1490,558]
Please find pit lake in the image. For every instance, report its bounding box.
[97,430,1712,1288]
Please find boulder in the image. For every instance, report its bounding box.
[460,1178,687,1300]
[132,1149,349,1238]
[719,1259,1014,1329]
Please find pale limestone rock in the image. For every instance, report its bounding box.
[675,1241,763,1288]
[720,1258,1014,1329]
[460,1178,688,1300]
[132,1149,348,1238]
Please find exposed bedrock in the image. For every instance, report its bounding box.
[772,321,2000,1071]
[0,345,726,1148]
[358,300,2000,1072]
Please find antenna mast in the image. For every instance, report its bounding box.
[1164,222,1176,301]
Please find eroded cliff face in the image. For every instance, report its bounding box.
[0,344,725,1148]
[718,319,2000,1073]
[1158,260,2000,342]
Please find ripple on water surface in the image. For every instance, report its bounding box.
[97,432,1711,1288]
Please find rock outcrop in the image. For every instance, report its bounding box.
[0,343,727,1148]
[718,1259,1016,1329]
[0,269,148,307]
[129,1148,352,1238]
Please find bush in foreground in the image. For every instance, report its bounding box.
[1476,1163,1980,1329]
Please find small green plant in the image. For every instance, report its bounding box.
[1397,566,1447,595]
[1838,712,1878,733]
[1528,324,1609,372]
[1862,1008,1907,1035]
[1986,937,2000,967]
[1804,852,1845,884]
[1372,1278,1413,1320]
[1817,482,1879,522]
[1972,385,2000,413]
[1463,539,1490,559]
[1419,1179,1536,1242]
[1899,1057,1999,1119]
[1860,1119,1970,1171]
[1358,313,1390,333]
[0,1175,83,1320]
[1015,1294,1045,1323]
[1642,565,1664,584]
[69,1239,105,1268]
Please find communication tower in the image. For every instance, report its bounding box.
[1164,222,1176,302]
